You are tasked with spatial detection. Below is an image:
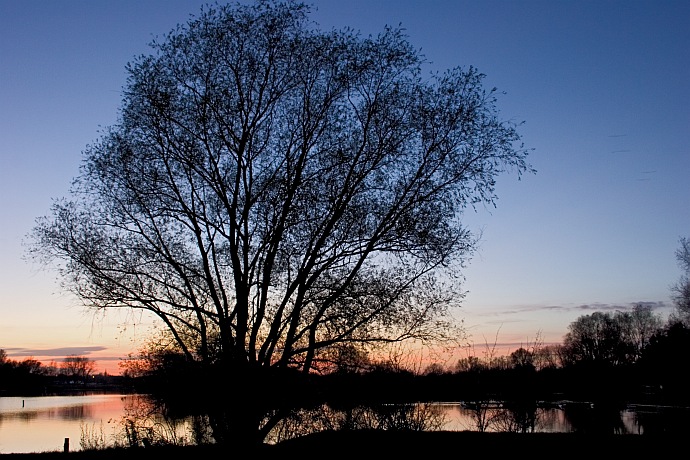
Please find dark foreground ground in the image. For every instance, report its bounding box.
[0,430,684,458]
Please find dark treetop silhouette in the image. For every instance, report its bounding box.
[28,0,531,447]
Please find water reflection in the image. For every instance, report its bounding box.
[56,404,93,420]
[632,405,690,435]
[2,395,690,453]
[264,403,448,444]
[0,409,40,423]
[116,394,202,447]
[441,402,652,435]
[0,399,95,422]
[440,403,571,433]
[0,394,135,453]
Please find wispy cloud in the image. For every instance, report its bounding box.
[471,301,669,319]
[574,301,668,313]
[3,346,108,357]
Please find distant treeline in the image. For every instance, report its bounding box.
[128,308,690,411]
[0,350,130,395]
[3,309,689,407]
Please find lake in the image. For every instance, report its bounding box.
[0,394,686,453]
[0,393,139,454]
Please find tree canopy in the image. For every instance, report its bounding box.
[28,0,532,445]
[561,304,662,367]
[672,237,690,323]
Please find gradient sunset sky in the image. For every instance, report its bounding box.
[1,0,688,374]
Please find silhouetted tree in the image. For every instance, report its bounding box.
[671,237,690,324]
[533,344,563,370]
[562,306,663,369]
[27,0,531,447]
[42,360,61,377]
[562,312,623,365]
[324,343,371,374]
[454,355,485,373]
[561,310,652,367]
[18,358,44,375]
[509,347,535,371]
[423,362,445,376]
[63,355,96,384]
[558,307,667,404]
[0,354,50,394]
[638,320,690,404]
[616,303,663,362]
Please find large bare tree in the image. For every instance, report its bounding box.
[28,0,532,446]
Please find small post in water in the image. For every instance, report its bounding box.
[64,438,69,453]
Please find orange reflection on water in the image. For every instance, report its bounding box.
[0,394,137,454]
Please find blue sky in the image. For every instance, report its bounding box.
[1,0,688,373]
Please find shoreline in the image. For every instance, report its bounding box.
[1,430,684,458]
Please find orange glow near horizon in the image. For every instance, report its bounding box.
[4,335,564,377]
[3,353,127,377]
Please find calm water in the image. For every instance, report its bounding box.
[0,394,139,454]
[0,395,678,453]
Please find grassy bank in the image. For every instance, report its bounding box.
[1,430,683,458]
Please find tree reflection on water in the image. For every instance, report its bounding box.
[115,394,208,447]
[265,403,447,444]
[116,398,447,446]
[112,396,690,447]
[57,404,92,420]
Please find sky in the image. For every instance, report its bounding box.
[1,0,688,374]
